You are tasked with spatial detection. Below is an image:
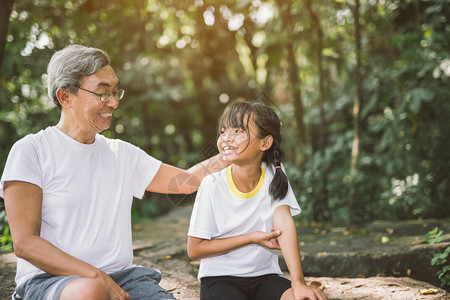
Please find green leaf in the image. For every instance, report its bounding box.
[406,88,435,114]
[424,4,442,15]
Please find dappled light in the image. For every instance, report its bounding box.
[0,1,449,297]
[1,0,449,232]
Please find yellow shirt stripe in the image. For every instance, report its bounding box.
[226,165,265,199]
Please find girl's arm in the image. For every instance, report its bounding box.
[273,205,328,300]
[187,230,281,261]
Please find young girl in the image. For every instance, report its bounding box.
[187,101,327,300]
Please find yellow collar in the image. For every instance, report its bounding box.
[226,165,265,199]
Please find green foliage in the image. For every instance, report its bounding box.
[427,227,444,244]
[0,208,12,252]
[426,227,450,288]
[0,0,449,228]
[427,227,450,288]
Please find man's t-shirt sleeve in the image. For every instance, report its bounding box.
[0,136,42,199]
[125,141,162,199]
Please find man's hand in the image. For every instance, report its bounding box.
[95,269,130,300]
[248,230,282,250]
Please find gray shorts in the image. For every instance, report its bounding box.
[13,266,175,300]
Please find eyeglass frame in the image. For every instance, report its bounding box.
[76,86,125,103]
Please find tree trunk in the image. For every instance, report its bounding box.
[348,0,363,223]
[306,0,328,221]
[0,0,15,73]
[279,1,306,164]
[286,44,306,150]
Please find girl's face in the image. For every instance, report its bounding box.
[217,116,264,164]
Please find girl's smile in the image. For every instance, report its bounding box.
[217,121,265,166]
[218,128,246,152]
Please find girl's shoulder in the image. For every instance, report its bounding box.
[201,166,228,186]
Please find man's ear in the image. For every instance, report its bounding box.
[55,87,72,108]
[261,135,273,152]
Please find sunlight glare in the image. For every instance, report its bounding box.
[228,14,244,31]
[250,3,276,27]
[204,10,215,26]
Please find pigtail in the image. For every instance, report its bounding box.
[267,139,289,201]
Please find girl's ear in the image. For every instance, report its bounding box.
[260,135,273,152]
[56,87,72,108]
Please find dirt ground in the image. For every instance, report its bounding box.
[1,205,449,299]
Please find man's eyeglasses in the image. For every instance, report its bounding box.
[78,87,125,103]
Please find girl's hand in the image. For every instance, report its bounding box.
[291,281,328,300]
[248,230,282,250]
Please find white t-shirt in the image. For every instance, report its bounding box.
[188,162,301,280]
[0,126,161,287]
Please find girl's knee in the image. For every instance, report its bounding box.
[280,287,294,300]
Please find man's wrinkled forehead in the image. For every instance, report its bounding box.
[82,65,119,89]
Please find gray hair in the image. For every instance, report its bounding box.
[47,45,110,110]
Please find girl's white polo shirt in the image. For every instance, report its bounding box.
[188,162,301,281]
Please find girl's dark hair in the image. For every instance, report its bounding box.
[218,101,288,201]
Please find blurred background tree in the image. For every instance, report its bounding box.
[0,0,449,237]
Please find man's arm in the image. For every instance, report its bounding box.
[146,153,228,194]
[273,205,328,300]
[187,230,281,261]
[3,181,128,299]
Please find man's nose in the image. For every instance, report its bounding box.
[107,96,119,109]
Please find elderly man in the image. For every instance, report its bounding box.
[0,45,244,300]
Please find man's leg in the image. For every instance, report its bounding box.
[14,273,80,300]
[59,278,109,300]
[110,266,175,300]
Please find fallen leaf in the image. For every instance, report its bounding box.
[163,255,172,259]
[419,288,438,295]
[308,280,329,291]
[133,224,143,231]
